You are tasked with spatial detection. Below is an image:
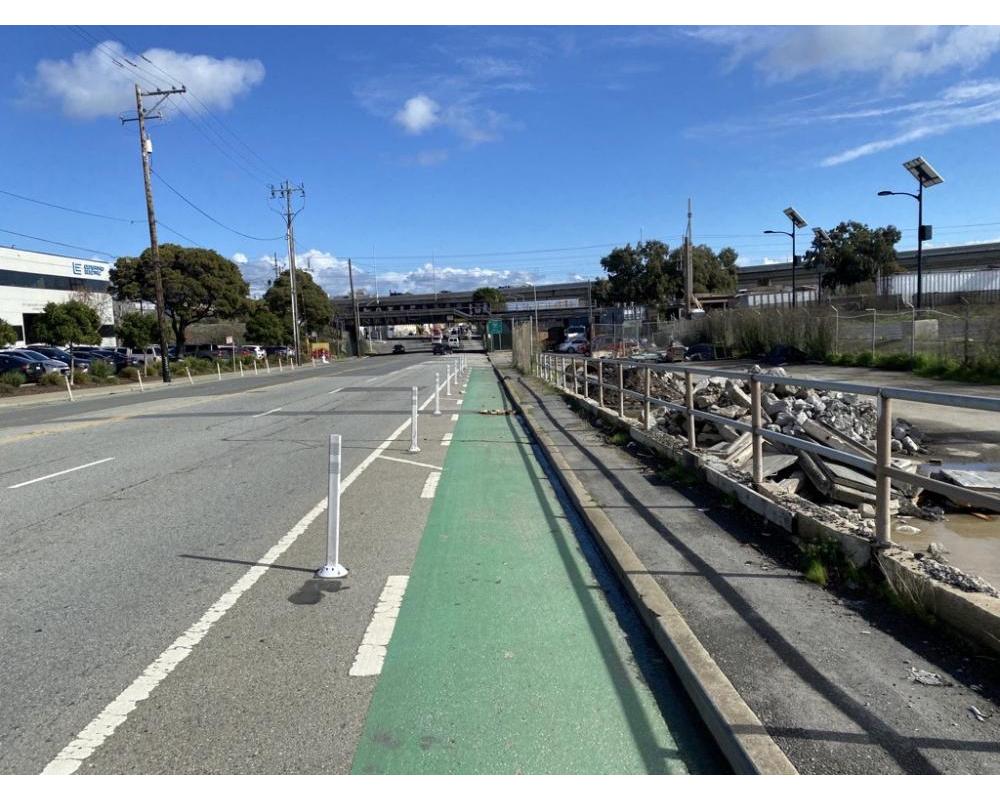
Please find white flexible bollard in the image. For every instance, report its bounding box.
[445,364,452,397]
[64,374,74,402]
[315,433,348,579]
[217,363,222,381]
[185,367,194,385]
[239,360,245,377]
[408,386,421,453]
[136,371,144,393]
[433,372,441,416]
[253,360,259,376]
[265,357,271,375]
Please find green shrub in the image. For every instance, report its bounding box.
[39,372,65,387]
[0,370,26,388]
[72,369,91,384]
[854,351,875,367]
[118,366,139,382]
[0,383,16,395]
[88,358,112,379]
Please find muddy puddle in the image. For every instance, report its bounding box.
[894,514,1000,588]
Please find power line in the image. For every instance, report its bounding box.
[0,187,141,224]
[157,221,202,247]
[151,168,283,241]
[0,226,116,259]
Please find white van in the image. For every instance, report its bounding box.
[448,335,461,350]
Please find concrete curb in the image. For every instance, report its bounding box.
[543,370,1000,660]
[491,360,797,776]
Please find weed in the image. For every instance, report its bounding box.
[118,367,139,382]
[609,431,630,446]
[88,359,112,380]
[0,370,26,388]
[38,372,65,387]
[803,558,829,586]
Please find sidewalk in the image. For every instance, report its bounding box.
[350,365,725,774]
[494,356,1000,775]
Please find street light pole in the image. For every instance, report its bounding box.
[765,207,808,309]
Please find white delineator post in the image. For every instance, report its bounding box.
[278,357,284,373]
[433,372,442,416]
[265,357,271,375]
[315,433,348,579]
[217,363,222,381]
[445,364,452,397]
[253,361,259,376]
[186,367,194,385]
[408,386,421,453]
[458,360,465,394]
[239,360,245,378]
[136,371,144,392]
[64,374,74,402]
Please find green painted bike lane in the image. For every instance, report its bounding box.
[351,366,719,774]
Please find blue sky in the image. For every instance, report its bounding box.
[1,25,999,297]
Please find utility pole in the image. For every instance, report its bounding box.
[270,181,305,365]
[122,82,186,384]
[685,198,694,318]
[347,258,363,358]
[272,252,280,281]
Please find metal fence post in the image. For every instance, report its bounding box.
[316,433,348,579]
[408,386,421,453]
[684,370,696,449]
[751,376,763,485]
[598,361,604,408]
[644,367,652,430]
[875,393,893,548]
[583,358,589,400]
[572,357,579,395]
[617,361,624,417]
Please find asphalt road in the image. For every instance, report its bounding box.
[0,352,469,774]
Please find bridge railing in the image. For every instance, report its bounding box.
[537,352,1000,548]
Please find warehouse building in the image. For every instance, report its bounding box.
[0,245,116,346]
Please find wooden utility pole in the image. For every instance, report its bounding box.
[347,258,363,358]
[270,181,305,364]
[685,198,694,317]
[122,83,186,383]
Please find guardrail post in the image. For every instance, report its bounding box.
[617,362,624,417]
[875,393,893,548]
[315,433,348,579]
[598,361,604,408]
[644,367,652,430]
[433,372,442,416]
[684,370,696,449]
[408,386,421,453]
[751,375,763,485]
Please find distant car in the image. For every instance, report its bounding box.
[564,325,587,341]
[557,339,589,354]
[660,343,688,363]
[684,343,716,362]
[447,335,461,350]
[432,342,452,355]
[8,349,71,375]
[0,352,45,382]
[241,345,265,360]
[393,344,406,354]
[25,345,92,372]
[264,345,294,358]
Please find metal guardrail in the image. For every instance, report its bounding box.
[538,352,1000,546]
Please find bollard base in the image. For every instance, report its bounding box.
[408,445,422,453]
[316,562,349,579]
[433,410,442,416]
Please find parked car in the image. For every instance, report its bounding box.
[557,339,589,354]
[8,349,71,375]
[684,343,716,362]
[432,342,452,355]
[0,352,45,382]
[71,348,131,372]
[564,325,587,341]
[22,345,91,372]
[447,335,462,350]
[264,345,294,358]
[393,344,406,354]
[241,345,265,360]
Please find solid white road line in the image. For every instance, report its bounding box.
[440,433,453,447]
[252,407,283,418]
[7,457,115,490]
[328,387,345,395]
[377,455,442,470]
[43,386,438,776]
[451,414,459,422]
[348,576,409,677]
[419,472,441,500]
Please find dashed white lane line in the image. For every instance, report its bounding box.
[349,576,409,676]
[43,386,439,776]
[328,386,345,395]
[7,457,115,489]
[420,471,441,499]
[455,400,463,406]
[378,454,441,470]
[441,433,453,447]
[252,406,283,418]
[451,414,459,422]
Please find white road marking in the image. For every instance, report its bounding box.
[42,387,438,776]
[451,414,459,421]
[455,400,463,406]
[349,576,409,677]
[377,455,442,470]
[441,433,453,447]
[365,376,378,384]
[420,471,441,499]
[7,457,115,489]
[252,407,282,418]
[328,387,345,395]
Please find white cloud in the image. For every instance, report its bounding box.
[29,41,265,119]
[394,94,440,134]
[689,26,1000,85]
[232,252,248,264]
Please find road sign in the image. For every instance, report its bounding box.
[487,319,502,335]
[225,336,234,344]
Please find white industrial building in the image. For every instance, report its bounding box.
[0,245,116,347]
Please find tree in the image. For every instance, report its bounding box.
[110,244,249,355]
[115,312,159,350]
[263,269,331,340]
[0,317,16,346]
[600,240,679,306]
[34,300,102,374]
[472,287,506,311]
[667,244,738,295]
[803,221,902,291]
[245,305,287,345]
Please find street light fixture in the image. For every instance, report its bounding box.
[878,155,943,310]
[763,206,808,308]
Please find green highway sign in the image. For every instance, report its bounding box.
[487,319,503,335]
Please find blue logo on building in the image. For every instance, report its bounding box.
[72,262,105,277]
